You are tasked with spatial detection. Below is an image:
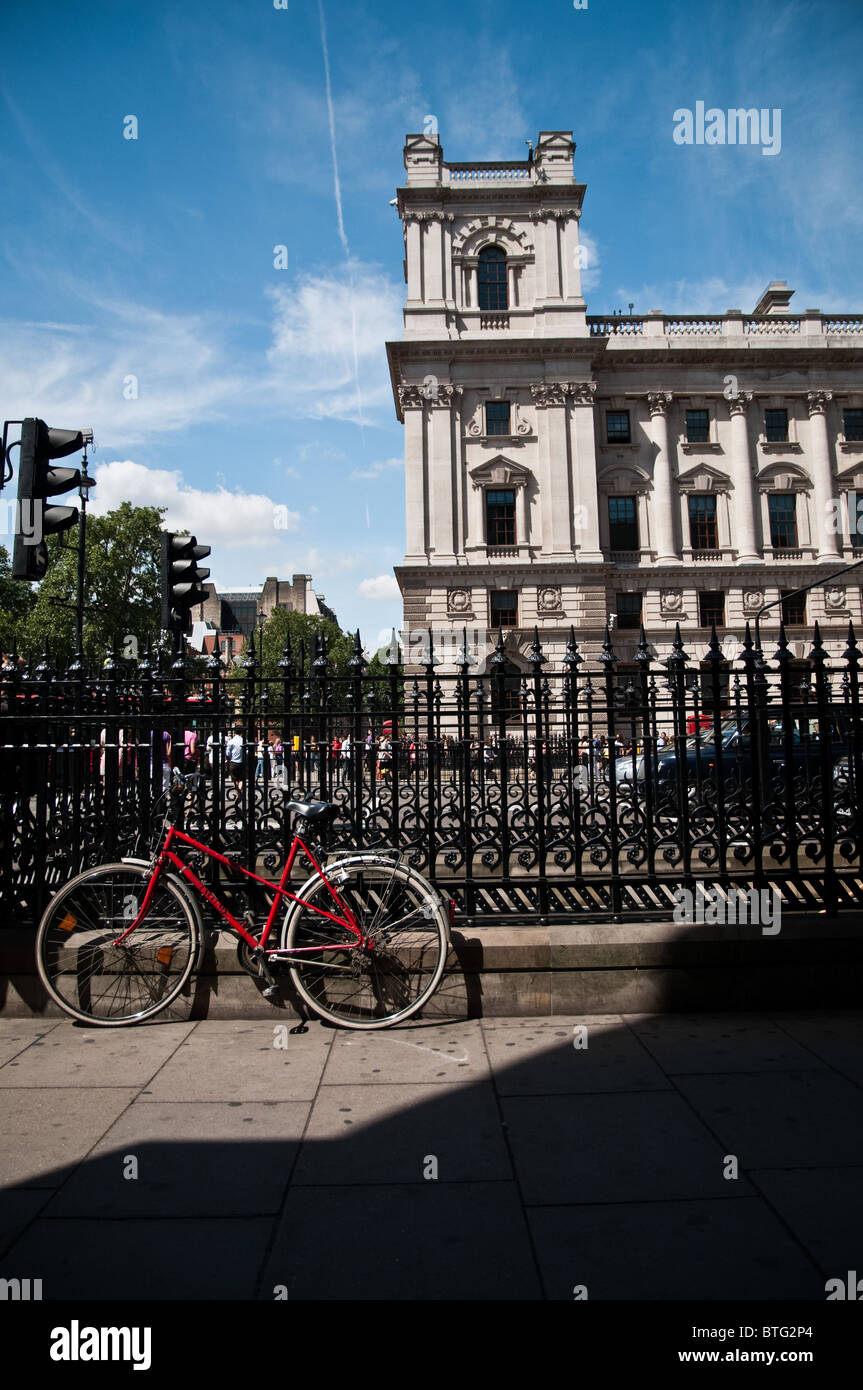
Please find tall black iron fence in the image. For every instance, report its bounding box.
[2,622,862,926]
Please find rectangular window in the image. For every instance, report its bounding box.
[485,402,510,435]
[616,593,642,630]
[769,494,798,548]
[688,495,718,550]
[698,592,725,627]
[486,489,516,547]
[765,408,789,442]
[844,408,863,442]
[490,590,518,628]
[685,409,710,443]
[781,590,806,626]
[608,495,639,550]
[606,411,631,444]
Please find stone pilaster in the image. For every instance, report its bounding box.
[728,392,761,561]
[807,390,841,559]
[646,392,678,563]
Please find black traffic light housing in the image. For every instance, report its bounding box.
[160,532,211,635]
[11,418,87,581]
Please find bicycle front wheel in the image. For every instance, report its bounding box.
[281,855,448,1029]
[36,863,200,1026]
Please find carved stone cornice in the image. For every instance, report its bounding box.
[569,382,597,406]
[529,381,596,408]
[646,391,673,417]
[398,383,425,409]
[727,390,754,416]
[431,384,463,407]
[529,207,582,223]
[398,381,462,409]
[807,389,834,415]
[402,210,455,224]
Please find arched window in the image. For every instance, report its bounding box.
[478,245,508,311]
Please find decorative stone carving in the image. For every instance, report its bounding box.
[529,207,581,223]
[727,390,753,416]
[431,384,463,407]
[659,589,684,615]
[530,382,569,408]
[447,588,473,616]
[807,390,834,415]
[646,391,673,416]
[569,382,597,406]
[537,586,563,614]
[823,585,847,612]
[742,589,765,615]
[397,383,425,409]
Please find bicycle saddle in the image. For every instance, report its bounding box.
[284,799,338,822]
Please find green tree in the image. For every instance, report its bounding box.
[15,502,166,667]
[0,544,36,655]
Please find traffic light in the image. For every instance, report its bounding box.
[11,418,87,580]
[160,532,211,634]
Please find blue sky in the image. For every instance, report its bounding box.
[1,0,861,649]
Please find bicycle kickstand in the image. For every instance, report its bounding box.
[244,912,281,1001]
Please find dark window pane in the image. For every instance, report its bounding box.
[698,591,725,627]
[478,245,508,311]
[490,591,518,627]
[606,411,631,443]
[486,402,510,435]
[486,489,516,546]
[765,408,788,442]
[781,590,806,625]
[608,495,639,549]
[688,495,718,549]
[844,408,863,442]
[768,494,797,547]
[686,409,710,443]
[616,593,642,630]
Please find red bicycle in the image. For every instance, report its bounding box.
[35,774,451,1029]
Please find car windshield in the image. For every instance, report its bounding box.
[684,716,843,752]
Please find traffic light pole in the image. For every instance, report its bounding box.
[75,481,87,657]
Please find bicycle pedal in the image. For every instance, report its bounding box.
[262,984,280,1000]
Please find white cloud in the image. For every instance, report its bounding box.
[90,459,300,550]
[357,574,400,601]
[350,457,402,480]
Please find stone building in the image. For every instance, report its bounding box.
[189,574,336,663]
[388,130,863,676]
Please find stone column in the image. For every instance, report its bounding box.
[728,392,761,562]
[428,385,459,560]
[399,384,426,558]
[808,391,841,559]
[515,483,528,548]
[466,482,484,551]
[404,217,422,304]
[569,382,603,561]
[424,214,444,304]
[530,383,573,556]
[646,392,678,563]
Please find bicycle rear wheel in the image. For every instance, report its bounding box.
[36,863,200,1026]
[281,855,448,1029]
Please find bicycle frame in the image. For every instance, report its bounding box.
[114,822,366,954]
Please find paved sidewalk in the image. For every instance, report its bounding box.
[0,1012,861,1300]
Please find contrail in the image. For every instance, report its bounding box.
[317,0,365,432]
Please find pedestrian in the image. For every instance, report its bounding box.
[273,736,284,785]
[255,732,266,783]
[332,734,342,783]
[341,733,352,780]
[184,724,199,776]
[225,724,244,796]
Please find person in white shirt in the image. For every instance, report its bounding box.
[225,726,245,796]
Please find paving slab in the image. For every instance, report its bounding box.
[260,1182,542,1299]
[323,1020,489,1086]
[623,1013,833,1074]
[482,1016,671,1094]
[501,1091,752,1205]
[0,1087,138,1188]
[0,1217,273,1299]
[0,1021,194,1088]
[44,1102,309,1218]
[748,1166,863,1277]
[0,1019,64,1068]
[292,1082,511,1185]
[0,1187,54,1260]
[139,1018,332,1102]
[527,1197,822,1300]
[767,1012,863,1087]
[672,1071,863,1168]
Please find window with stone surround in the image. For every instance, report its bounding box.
[608,495,639,550]
[685,409,710,443]
[765,408,789,443]
[844,408,863,442]
[616,593,642,630]
[490,590,518,628]
[606,410,631,444]
[486,489,516,546]
[769,494,798,548]
[781,590,806,626]
[698,591,725,627]
[688,495,718,550]
[486,401,511,436]
[478,245,508,311]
